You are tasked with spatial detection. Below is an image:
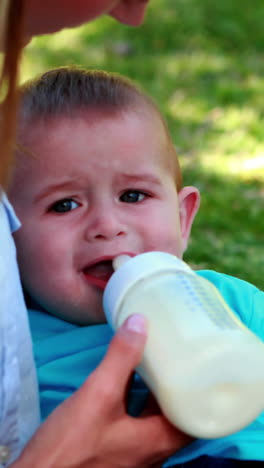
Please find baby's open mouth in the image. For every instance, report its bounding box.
[83,260,114,290]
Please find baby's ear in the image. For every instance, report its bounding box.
[178,186,200,252]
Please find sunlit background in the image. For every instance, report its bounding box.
[21,0,264,288]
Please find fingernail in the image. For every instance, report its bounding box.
[124,314,147,335]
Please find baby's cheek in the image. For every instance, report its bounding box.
[160,229,184,256]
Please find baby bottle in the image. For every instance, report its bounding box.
[103,251,264,439]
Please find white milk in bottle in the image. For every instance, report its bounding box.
[103,251,264,438]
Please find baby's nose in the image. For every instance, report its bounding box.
[94,227,125,241]
[84,211,126,242]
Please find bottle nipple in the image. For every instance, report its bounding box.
[113,254,132,271]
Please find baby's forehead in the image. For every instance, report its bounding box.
[12,108,181,196]
[17,107,175,167]
[21,105,169,144]
[13,120,56,178]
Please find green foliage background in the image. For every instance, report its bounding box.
[21,0,264,289]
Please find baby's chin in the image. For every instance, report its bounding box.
[34,282,106,325]
[52,302,106,326]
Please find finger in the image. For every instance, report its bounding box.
[97,314,147,387]
[112,414,192,467]
[131,414,193,460]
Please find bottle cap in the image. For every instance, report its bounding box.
[103,251,193,328]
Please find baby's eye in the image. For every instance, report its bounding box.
[50,199,80,213]
[120,190,146,203]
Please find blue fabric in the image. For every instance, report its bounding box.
[28,270,264,466]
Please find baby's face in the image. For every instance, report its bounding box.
[10,111,199,324]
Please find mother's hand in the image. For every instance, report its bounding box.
[12,314,191,468]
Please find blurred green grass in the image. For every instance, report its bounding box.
[21,0,264,289]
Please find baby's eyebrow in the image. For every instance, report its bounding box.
[119,173,161,185]
[34,180,78,202]
[34,173,162,203]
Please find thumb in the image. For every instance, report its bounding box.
[97,314,148,390]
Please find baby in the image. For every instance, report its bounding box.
[10,67,199,325]
[9,67,264,467]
